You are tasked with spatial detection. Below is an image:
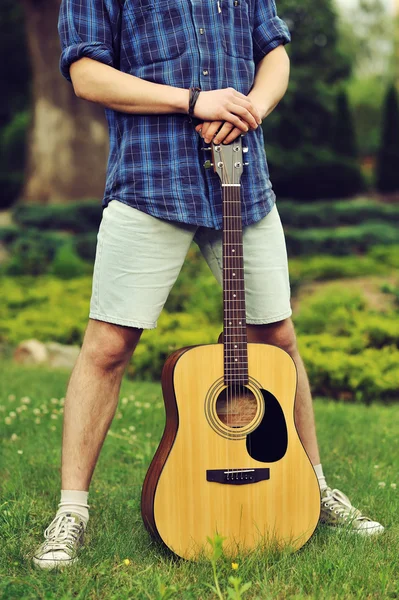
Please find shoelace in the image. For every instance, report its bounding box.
[323,488,370,522]
[41,514,83,551]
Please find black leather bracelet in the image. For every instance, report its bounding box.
[188,86,201,122]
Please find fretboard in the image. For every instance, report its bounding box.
[222,184,248,384]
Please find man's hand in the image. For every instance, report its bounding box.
[193,89,264,144]
[192,88,262,143]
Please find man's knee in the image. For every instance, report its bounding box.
[246,317,297,356]
[82,319,143,371]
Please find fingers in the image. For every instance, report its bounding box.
[225,100,259,130]
[195,119,246,145]
[214,124,242,145]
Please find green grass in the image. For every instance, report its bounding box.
[1,363,398,600]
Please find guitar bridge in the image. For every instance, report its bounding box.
[206,468,270,485]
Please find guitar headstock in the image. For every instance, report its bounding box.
[202,135,249,184]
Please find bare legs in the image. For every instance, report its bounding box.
[61,319,143,491]
[247,318,321,465]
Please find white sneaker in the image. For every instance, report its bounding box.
[320,487,384,536]
[32,512,86,569]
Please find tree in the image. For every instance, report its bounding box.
[375,83,399,193]
[20,0,108,203]
[264,0,363,199]
[332,90,358,159]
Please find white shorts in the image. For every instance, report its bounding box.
[89,200,292,329]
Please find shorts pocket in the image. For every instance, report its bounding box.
[221,0,253,60]
[125,0,188,66]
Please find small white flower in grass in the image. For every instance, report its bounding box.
[10,433,19,441]
[155,402,163,409]
[116,412,123,420]
[144,402,151,409]
[391,483,397,489]
[374,465,379,469]
[52,409,59,414]
[129,395,135,401]
[134,401,142,408]
[21,397,31,404]
[130,435,137,441]
[8,394,16,401]
[121,428,128,433]
[9,411,16,418]
[4,417,12,425]
[59,398,65,406]
[50,398,59,405]
[59,408,64,414]
[33,408,41,416]
[50,414,58,420]
[50,425,56,431]
[145,433,152,438]
[121,397,128,405]
[17,450,23,454]
[16,406,23,414]
[20,405,27,411]
[35,418,41,424]
[378,482,386,488]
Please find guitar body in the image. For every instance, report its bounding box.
[141,342,320,560]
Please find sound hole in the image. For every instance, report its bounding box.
[216,384,257,428]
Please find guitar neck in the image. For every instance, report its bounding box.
[222,183,249,385]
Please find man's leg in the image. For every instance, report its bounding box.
[61,318,143,491]
[32,318,142,569]
[247,318,384,535]
[246,317,320,464]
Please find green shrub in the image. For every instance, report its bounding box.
[270,150,365,200]
[0,225,19,244]
[73,232,98,262]
[3,231,68,276]
[0,111,30,208]
[50,243,89,279]
[0,263,398,402]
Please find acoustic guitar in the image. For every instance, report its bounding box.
[141,135,320,560]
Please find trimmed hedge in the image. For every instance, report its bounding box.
[12,201,101,233]
[278,198,399,228]
[285,222,399,256]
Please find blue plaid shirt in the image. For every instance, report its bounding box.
[58,0,290,229]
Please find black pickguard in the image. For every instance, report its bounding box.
[246,389,288,463]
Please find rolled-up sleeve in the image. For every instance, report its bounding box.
[58,0,116,82]
[252,0,291,65]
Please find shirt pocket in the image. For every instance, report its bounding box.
[124,0,188,66]
[221,0,253,60]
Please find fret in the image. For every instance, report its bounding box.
[222,184,241,187]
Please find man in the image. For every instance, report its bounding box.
[32,0,384,569]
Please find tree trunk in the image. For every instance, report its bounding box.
[21,0,108,203]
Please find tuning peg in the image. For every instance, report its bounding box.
[203,160,214,168]
[244,162,249,166]
[201,146,212,151]
[243,147,249,153]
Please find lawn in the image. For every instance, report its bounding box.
[0,363,398,600]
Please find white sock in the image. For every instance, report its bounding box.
[313,463,328,492]
[56,489,90,527]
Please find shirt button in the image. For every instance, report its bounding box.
[199,28,205,34]
[202,69,209,75]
